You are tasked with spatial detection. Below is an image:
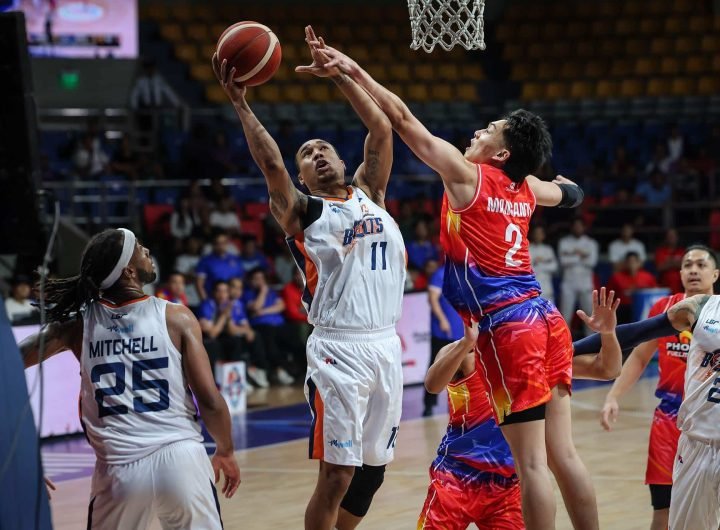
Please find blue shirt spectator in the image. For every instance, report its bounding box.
[244,268,286,327]
[406,219,438,269]
[196,232,244,300]
[243,288,285,326]
[238,236,270,272]
[636,170,671,205]
[429,267,464,341]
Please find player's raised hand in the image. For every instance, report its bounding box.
[212,53,247,103]
[295,26,341,78]
[306,35,362,78]
[552,174,578,186]
[576,287,621,334]
[212,451,241,498]
[600,396,619,431]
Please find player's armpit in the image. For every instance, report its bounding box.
[667,294,712,331]
[269,187,308,236]
[19,319,82,368]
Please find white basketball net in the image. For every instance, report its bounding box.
[407,0,486,52]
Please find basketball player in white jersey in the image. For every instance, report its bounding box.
[213,26,405,530]
[19,228,240,529]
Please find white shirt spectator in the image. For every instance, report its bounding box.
[558,232,599,330]
[4,298,35,323]
[73,142,109,176]
[174,253,201,307]
[209,211,241,233]
[608,238,647,265]
[130,73,180,109]
[668,135,684,162]
[529,242,558,300]
[170,212,197,240]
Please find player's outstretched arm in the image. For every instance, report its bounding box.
[526,174,585,208]
[315,40,477,208]
[572,288,622,381]
[424,324,477,394]
[212,53,307,235]
[297,26,393,206]
[666,294,712,331]
[168,304,240,498]
[18,319,82,367]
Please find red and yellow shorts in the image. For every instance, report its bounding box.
[646,404,681,485]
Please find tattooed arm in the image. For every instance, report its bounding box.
[667,294,713,332]
[18,319,82,368]
[212,54,307,235]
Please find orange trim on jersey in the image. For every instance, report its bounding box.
[312,389,325,460]
[294,239,318,295]
[98,295,149,308]
[319,186,354,203]
[448,164,483,213]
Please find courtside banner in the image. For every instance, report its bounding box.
[396,291,432,386]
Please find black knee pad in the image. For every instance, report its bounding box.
[340,464,386,517]
[649,484,672,510]
[500,403,546,426]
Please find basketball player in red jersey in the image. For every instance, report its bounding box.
[314,34,595,529]
[600,245,719,530]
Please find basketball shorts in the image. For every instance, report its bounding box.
[417,465,524,530]
[305,326,403,467]
[475,296,573,424]
[87,439,223,530]
[646,404,681,486]
[669,433,720,530]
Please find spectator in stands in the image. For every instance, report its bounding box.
[607,251,658,324]
[130,59,181,110]
[243,268,295,385]
[558,218,598,336]
[608,223,647,268]
[398,200,422,241]
[110,135,139,180]
[211,131,242,177]
[667,124,684,162]
[156,271,188,306]
[72,133,109,178]
[529,225,558,301]
[4,275,37,324]
[281,269,310,371]
[645,143,673,176]
[205,176,231,207]
[195,231,244,301]
[406,219,438,270]
[611,145,631,178]
[228,277,270,388]
[185,180,211,234]
[655,228,684,294]
[635,169,671,205]
[198,280,247,372]
[238,236,270,272]
[209,196,242,236]
[170,197,200,251]
[274,249,296,285]
[174,236,203,309]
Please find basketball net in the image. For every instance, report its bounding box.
[407,0,486,52]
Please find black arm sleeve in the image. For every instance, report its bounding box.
[301,196,323,229]
[557,183,584,208]
[572,313,678,356]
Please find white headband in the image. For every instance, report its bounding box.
[100,228,136,290]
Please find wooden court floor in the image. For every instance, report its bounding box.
[50,379,662,529]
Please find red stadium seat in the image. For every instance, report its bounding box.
[244,202,270,219]
[143,205,174,237]
[240,219,264,243]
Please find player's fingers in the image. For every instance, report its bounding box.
[319,36,326,48]
[599,286,606,307]
[228,67,237,85]
[576,309,589,324]
[308,25,317,42]
[606,289,615,306]
[612,298,621,310]
[220,58,227,82]
[591,289,598,308]
[211,53,220,77]
[213,463,220,484]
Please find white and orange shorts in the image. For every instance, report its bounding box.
[304,326,403,467]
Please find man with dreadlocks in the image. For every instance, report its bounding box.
[19,228,239,529]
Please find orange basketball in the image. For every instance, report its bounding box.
[216,21,282,87]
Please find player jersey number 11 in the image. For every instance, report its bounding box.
[505,223,523,267]
[370,241,388,270]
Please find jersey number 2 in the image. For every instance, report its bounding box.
[505,224,522,267]
[371,241,388,270]
[91,357,170,417]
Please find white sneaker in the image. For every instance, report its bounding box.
[247,367,270,388]
[275,367,295,386]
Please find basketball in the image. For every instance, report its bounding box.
[216,21,282,86]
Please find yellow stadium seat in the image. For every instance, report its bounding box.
[546,41,568,59]
[190,64,214,82]
[414,64,435,81]
[576,40,597,58]
[456,83,477,101]
[430,84,454,101]
[527,42,545,60]
[272,63,292,82]
[590,20,611,36]
[307,84,332,103]
[560,62,582,79]
[380,25,401,41]
[496,23,513,41]
[671,78,696,96]
[545,81,569,100]
[615,19,635,36]
[160,24,183,42]
[200,44,216,61]
[598,1,622,17]
[584,60,608,78]
[610,59,633,77]
[599,40,623,57]
[365,64,388,82]
[634,57,659,76]
[386,83,406,100]
[388,64,411,81]
[625,38,649,57]
[144,4,166,21]
[355,26,375,41]
[173,5,193,21]
[187,24,209,42]
[281,43,302,63]
[673,0,694,14]
[596,80,620,98]
[175,44,198,63]
[463,64,484,80]
[437,63,460,81]
[254,85,281,103]
[689,16,710,33]
[676,36,699,54]
[639,18,663,35]
[407,84,430,101]
[536,61,556,81]
[347,45,370,62]
[511,63,534,81]
[712,54,720,72]
[521,82,545,101]
[698,75,720,95]
[542,22,564,40]
[664,18,685,34]
[685,56,710,74]
[205,84,227,104]
[283,85,306,103]
[650,38,673,55]
[375,45,394,61]
[701,34,720,53]
[647,78,671,96]
[518,23,541,41]
[193,5,214,23]
[623,0,644,16]
[210,24,227,40]
[660,57,681,75]
[503,43,524,61]
[620,79,645,97]
[330,25,354,41]
[570,80,594,99]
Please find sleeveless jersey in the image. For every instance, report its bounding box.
[440,164,541,320]
[434,370,515,481]
[649,293,689,413]
[80,296,202,465]
[287,186,406,331]
[677,295,720,441]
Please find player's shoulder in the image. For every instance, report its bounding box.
[649,293,685,316]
